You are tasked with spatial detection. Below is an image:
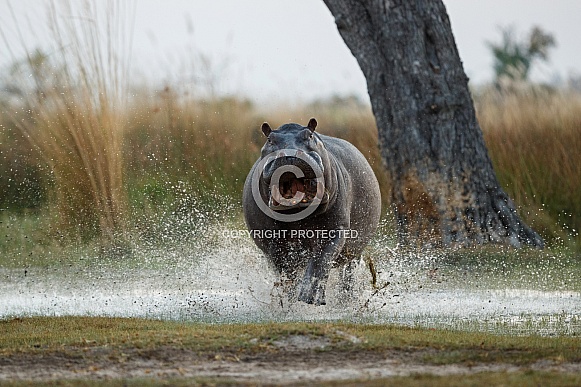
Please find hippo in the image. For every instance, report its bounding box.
[242,118,381,305]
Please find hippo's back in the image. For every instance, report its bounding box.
[320,134,382,249]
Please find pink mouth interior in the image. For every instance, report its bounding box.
[271,177,318,207]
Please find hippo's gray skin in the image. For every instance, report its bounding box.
[242,118,381,305]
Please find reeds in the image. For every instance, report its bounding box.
[120,87,580,247]
[476,85,581,244]
[1,3,579,249]
[124,90,260,195]
[3,81,580,247]
[2,1,133,245]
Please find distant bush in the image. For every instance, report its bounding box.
[1,82,580,248]
[0,2,578,249]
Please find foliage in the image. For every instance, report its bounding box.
[0,116,48,211]
[487,25,556,83]
[0,5,578,251]
[1,2,132,247]
[476,85,581,247]
[1,85,581,250]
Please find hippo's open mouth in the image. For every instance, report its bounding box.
[260,150,328,211]
[268,172,327,211]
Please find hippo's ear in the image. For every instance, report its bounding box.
[261,122,272,137]
[307,117,317,132]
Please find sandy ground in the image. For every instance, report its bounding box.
[2,335,580,384]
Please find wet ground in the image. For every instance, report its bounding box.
[3,337,581,383]
[1,228,579,336]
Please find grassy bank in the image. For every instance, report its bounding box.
[2,316,579,364]
[0,317,580,386]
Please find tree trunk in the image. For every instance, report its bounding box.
[323,0,543,248]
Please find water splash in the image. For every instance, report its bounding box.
[1,220,580,336]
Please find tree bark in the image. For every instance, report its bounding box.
[323,0,543,248]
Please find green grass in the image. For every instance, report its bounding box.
[433,247,581,292]
[0,317,580,386]
[0,211,67,267]
[323,372,581,387]
[0,186,242,267]
[1,317,579,364]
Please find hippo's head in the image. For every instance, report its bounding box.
[259,118,331,212]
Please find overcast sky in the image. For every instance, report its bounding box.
[2,0,581,104]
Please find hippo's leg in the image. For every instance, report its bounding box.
[266,241,303,305]
[297,233,346,305]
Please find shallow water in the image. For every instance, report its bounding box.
[1,229,580,336]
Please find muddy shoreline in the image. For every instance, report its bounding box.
[2,341,580,383]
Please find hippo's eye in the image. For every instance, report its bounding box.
[302,129,314,141]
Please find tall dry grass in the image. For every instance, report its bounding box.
[124,91,260,193]
[122,93,391,210]
[2,1,133,245]
[1,1,579,249]
[476,85,581,244]
[4,78,580,248]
